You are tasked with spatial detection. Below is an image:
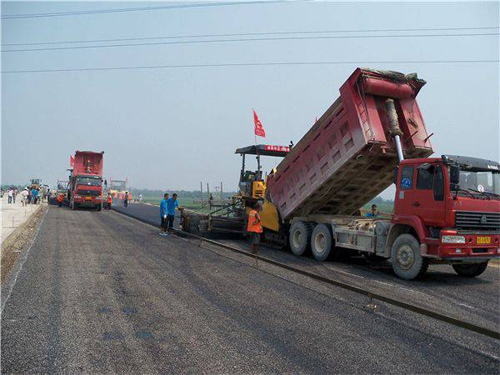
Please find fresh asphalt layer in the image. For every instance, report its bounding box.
[114,202,500,332]
[2,205,499,373]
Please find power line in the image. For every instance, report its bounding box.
[3,60,498,74]
[1,0,310,19]
[3,26,498,47]
[3,32,498,53]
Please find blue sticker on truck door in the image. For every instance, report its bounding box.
[400,166,414,190]
[401,178,411,189]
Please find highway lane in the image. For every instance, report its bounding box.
[2,206,498,373]
[114,202,500,332]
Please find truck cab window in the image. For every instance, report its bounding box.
[400,166,414,190]
[417,166,434,190]
[433,165,444,200]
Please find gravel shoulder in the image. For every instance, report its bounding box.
[1,203,47,284]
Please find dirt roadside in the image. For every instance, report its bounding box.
[1,204,47,284]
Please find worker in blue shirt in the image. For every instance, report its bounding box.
[159,193,169,236]
[166,193,181,233]
[31,188,39,204]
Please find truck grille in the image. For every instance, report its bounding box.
[77,189,100,196]
[455,211,500,230]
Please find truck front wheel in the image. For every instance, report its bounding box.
[391,234,428,280]
[289,221,312,256]
[452,262,488,277]
[311,224,334,261]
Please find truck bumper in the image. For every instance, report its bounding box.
[433,233,500,263]
[74,198,101,207]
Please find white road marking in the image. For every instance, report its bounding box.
[457,302,476,310]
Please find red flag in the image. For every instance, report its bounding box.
[253,110,266,137]
[70,155,74,166]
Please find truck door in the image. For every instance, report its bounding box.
[394,164,416,215]
[412,164,446,227]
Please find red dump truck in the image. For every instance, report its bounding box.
[68,151,104,211]
[264,68,500,279]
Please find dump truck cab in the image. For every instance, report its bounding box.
[392,155,500,262]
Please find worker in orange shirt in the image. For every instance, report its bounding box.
[247,201,263,266]
[56,194,64,207]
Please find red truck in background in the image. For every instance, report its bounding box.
[68,151,104,211]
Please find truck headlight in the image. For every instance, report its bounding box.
[442,235,466,244]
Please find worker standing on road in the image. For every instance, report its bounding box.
[21,188,28,206]
[247,202,263,266]
[159,193,169,236]
[166,193,181,234]
[123,191,129,207]
[32,188,39,204]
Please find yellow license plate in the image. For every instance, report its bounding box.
[85,196,92,201]
[477,236,491,244]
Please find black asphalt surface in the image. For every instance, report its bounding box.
[2,205,499,373]
[114,202,500,331]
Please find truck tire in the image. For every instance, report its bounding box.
[311,224,334,261]
[391,234,428,280]
[452,262,488,277]
[289,221,312,256]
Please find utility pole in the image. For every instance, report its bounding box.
[207,183,210,209]
[200,181,204,208]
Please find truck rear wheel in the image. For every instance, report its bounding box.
[289,221,312,256]
[452,262,488,277]
[391,234,428,280]
[311,224,334,261]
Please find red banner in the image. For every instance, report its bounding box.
[253,110,266,137]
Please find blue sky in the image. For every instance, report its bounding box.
[2,1,499,199]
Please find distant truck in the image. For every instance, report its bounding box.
[68,151,104,211]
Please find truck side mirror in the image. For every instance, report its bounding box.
[393,167,399,185]
[450,165,460,185]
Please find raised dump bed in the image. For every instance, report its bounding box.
[266,68,434,219]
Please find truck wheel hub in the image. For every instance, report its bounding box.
[397,245,414,270]
[293,231,303,248]
[315,233,326,253]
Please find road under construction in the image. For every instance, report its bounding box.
[2,68,499,373]
[1,205,499,373]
